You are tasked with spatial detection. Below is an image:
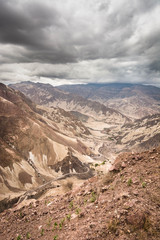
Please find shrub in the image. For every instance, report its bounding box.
[26,232,31,239]
[90,191,96,202]
[127,178,133,186]
[17,235,22,240]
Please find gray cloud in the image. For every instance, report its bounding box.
[0,0,160,86]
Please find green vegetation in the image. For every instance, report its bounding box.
[75,208,81,215]
[59,218,65,229]
[53,235,58,240]
[45,200,51,205]
[66,213,71,220]
[59,223,62,230]
[26,232,31,239]
[17,235,22,240]
[90,191,96,202]
[142,182,147,188]
[69,200,74,209]
[52,222,58,231]
[40,228,45,236]
[127,178,133,186]
[101,160,106,165]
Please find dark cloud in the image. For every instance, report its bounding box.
[0,0,78,63]
[0,0,159,86]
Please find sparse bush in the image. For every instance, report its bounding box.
[66,214,71,220]
[142,182,146,188]
[40,228,44,236]
[53,235,58,240]
[26,232,31,239]
[63,181,73,192]
[90,191,96,202]
[59,223,62,230]
[69,200,73,209]
[102,172,113,185]
[75,208,81,215]
[127,178,132,186]
[59,218,65,229]
[17,235,22,240]
[53,222,58,230]
[101,160,106,165]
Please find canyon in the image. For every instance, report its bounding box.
[0,82,160,239]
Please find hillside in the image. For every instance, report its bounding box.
[0,146,159,240]
[58,83,160,119]
[10,82,130,125]
[0,83,93,203]
[9,82,160,158]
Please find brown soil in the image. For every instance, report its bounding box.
[0,146,160,240]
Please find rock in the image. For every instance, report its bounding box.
[121,162,126,168]
[126,210,146,229]
[71,213,77,220]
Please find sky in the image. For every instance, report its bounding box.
[0,0,160,86]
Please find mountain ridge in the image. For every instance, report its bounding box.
[57,82,160,119]
[0,83,93,203]
[10,82,130,124]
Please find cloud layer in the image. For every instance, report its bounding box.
[0,0,160,86]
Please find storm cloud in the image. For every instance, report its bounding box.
[0,0,160,86]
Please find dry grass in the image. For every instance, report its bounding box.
[62,181,73,192]
[102,172,114,185]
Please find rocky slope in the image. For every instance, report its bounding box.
[10,82,130,125]
[0,146,159,240]
[9,82,160,158]
[0,83,93,202]
[58,83,160,119]
[99,113,160,156]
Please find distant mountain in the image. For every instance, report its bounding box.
[0,83,92,201]
[100,113,160,155]
[58,83,160,119]
[10,82,130,124]
[9,81,160,155]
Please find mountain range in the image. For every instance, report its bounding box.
[0,83,93,206]
[58,83,160,119]
[0,81,160,239]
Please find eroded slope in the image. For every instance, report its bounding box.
[0,147,159,240]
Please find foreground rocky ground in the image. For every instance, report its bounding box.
[0,147,160,240]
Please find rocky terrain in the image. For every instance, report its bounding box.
[9,81,160,162]
[1,81,160,239]
[58,83,160,119]
[0,146,159,240]
[10,82,130,125]
[98,113,160,155]
[0,83,94,205]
